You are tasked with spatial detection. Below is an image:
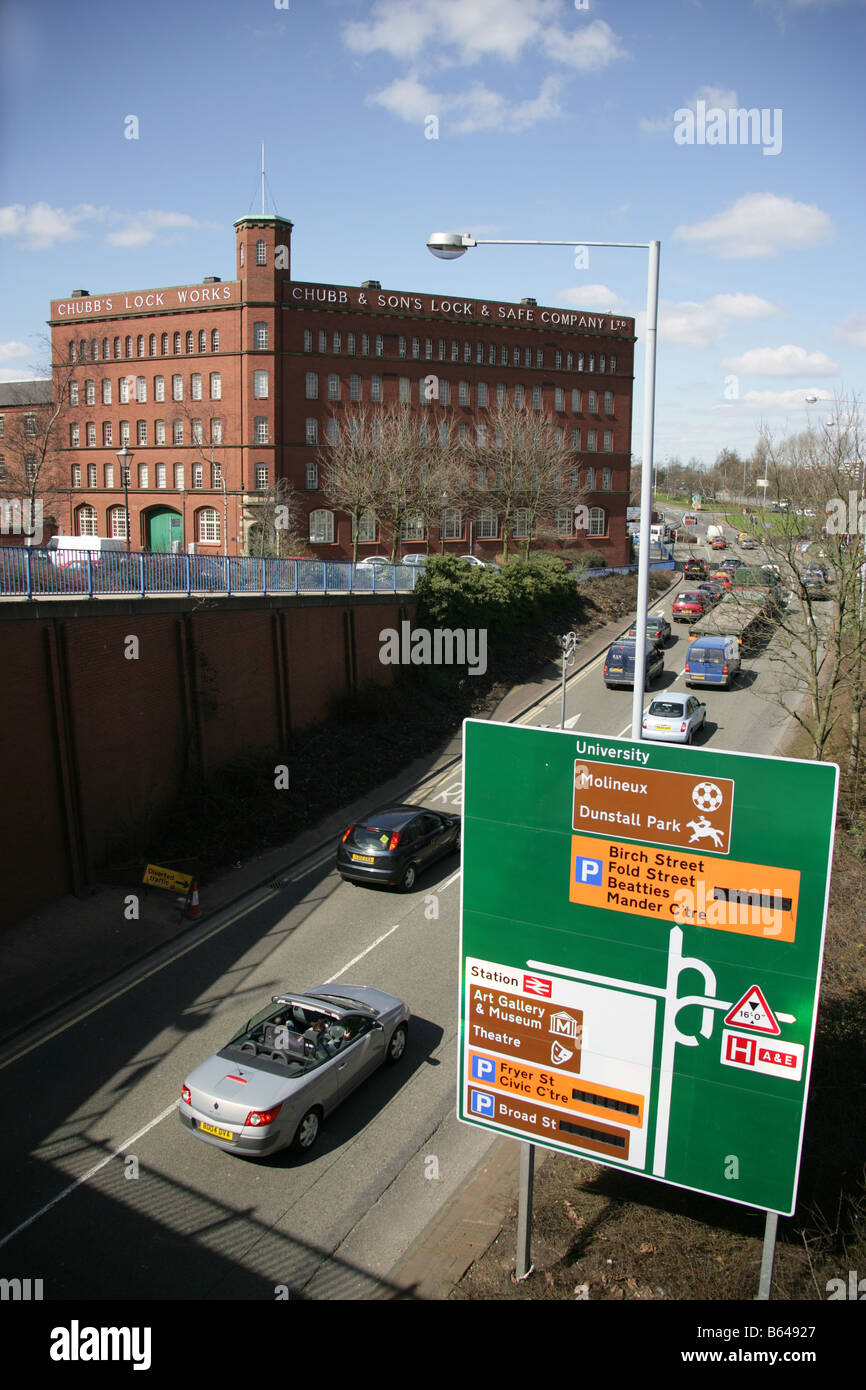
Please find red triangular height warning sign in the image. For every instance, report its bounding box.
[724,985,780,1035]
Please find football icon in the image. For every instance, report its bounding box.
[692,781,723,813]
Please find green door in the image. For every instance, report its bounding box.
[148,508,183,553]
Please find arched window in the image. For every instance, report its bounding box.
[109,505,129,539]
[588,507,607,537]
[197,507,221,544]
[76,504,99,536]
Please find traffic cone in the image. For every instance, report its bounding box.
[186,880,201,918]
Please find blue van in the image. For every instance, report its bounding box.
[684,635,740,689]
[603,639,664,690]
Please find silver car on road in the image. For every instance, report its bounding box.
[178,984,410,1157]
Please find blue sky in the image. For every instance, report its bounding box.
[1,0,864,467]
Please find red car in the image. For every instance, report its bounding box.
[710,536,727,550]
[672,590,707,621]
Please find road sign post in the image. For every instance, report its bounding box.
[458,721,838,1280]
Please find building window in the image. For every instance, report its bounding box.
[173,420,184,445]
[401,514,425,541]
[318,331,328,354]
[155,420,166,445]
[239,243,244,267]
[119,377,130,405]
[347,333,355,355]
[477,509,498,539]
[86,422,96,447]
[186,332,194,353]
[256,239,267,265]
[398,337,407,359]
[71,463,81,486]
[398,377,411,403]
[361,334,370,356]
[120,421,130,445]
[585,466,595,489]
[305,461,318,489]
[191,373,202,401]
[375,335,384,357]
[441,508,462,541]
[87,464,97,487]
[70,424,80,447]
[513,509,531,539]
[306,418,319,445]
[309,509,334,544]
[174,464,184,489]
[477,381,488,407]
[254,464,268,490]
[138,463,148,488]
[304,329,312,352]
[254,322,268,350]
[496,382,507,406]
[136,376,146,403]
[193,465,203,488]
[69,383,79,406]
[102,422,113,446]
[333,332,342,354]
[191,419,203,445]
[588,390,598,412]
[76,505,99,536]
[476,423,487,447]
[161,333,169,354]
[101,379,111,405]
[124,336,133,357]
[85,381,95,406]
[609,354,616,373]
[601,467,612,488]
[211,330,219,352]
[370,375,382,402]
[603,431,613,453]
[172,375,183,401]
[209,373,221,399]
[198,330,207,352]
[437,379,449,406]
[198,508,221,543]
[588,507,606,537]
[555,508,573,537]
[571,429,580,449]
[554,387,564,411]
[211,462,221,487]
[354,508,376,543]
[104,463,115,488]
[306,372,318,399]
[349,374,361,402]
[514,383,524,408]
[327,417,339,444]
[532,385,542,409]
[156,463,167,488]
[254,370,269,398]
[254,417,268,444]
[328,374,340,401]
[604,391,614,414]
[586,429,597,451]
[210,419,222,444]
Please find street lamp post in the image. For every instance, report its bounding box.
[116,444,135,552]
[429,230,660,1282]
[427,232,660,739]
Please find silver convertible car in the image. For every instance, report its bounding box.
[178,984,410,1157]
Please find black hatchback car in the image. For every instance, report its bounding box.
[337,803,461,891]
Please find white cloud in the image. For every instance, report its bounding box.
[371,73,564,133]
[652,293,781,347]
[673,193,834,259]
[0,340,32,362]
[720,345,838,376]
[559,284,629,312]
[105,210,202,248]
[721,387,839,411]
[0,201,106,250]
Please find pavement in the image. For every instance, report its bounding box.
[0,572,679,1298]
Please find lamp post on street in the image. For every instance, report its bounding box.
[116,445,135,552]
[427,232,660,739]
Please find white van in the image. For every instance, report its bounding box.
[705,525,724,543]
[45,535,126,569]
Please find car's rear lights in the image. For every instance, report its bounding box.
[181,1085,191,1105]
[641,718,647,729]
[684,663,691,673]
[680,723,687,733]
[604,664,609,675]
[388,832,402,851]
[722,665,729,675]
[245,1104,282,1128]
[341,825,354,843]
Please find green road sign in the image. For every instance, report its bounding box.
[458,720,838,1215]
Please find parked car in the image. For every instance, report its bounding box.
[459,555,500,570]
[337,803,460,891]
[642,693,707,745]
[401,553,430,568]
[356,555,393,568]
[603,639,664,689]
[672,590,707,621]
[683,558,709,581]
[178,984,410,1157]
[685,635,741,689]
[626,613,671,649]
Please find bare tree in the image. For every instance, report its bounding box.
[0,347,77,544]
[456,396,584,561]
[748,398,866,775]
[244,477,305,558]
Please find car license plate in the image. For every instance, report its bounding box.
[655,724,671,731]
[609,666,622,674]
[199,1121,234,1141]
[691,672,704,679]
[351,853,375,863]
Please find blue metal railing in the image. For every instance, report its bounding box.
[0,546,423,600]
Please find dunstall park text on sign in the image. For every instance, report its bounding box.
[457,722,838,1214]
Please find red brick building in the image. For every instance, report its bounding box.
[45,215,635,564]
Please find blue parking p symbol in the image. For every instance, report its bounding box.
[470,1090,495,1116]
[574,855,603,886]
[471,1055,496,1084]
